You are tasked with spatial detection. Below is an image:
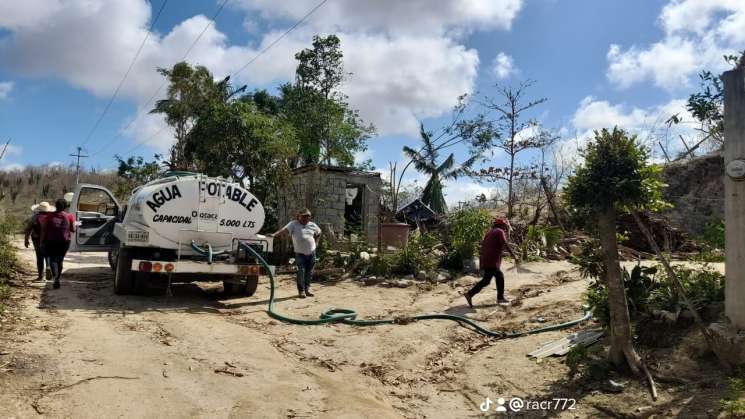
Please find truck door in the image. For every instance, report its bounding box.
[69,184,121,252]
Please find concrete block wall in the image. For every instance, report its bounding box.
[277,167,382,246]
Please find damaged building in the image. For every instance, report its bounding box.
[277,165,382,245]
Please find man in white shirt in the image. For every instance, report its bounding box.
[270,208,322,298]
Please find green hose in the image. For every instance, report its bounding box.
[191,241,227,264]
[239,242,592,339]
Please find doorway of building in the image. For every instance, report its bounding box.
[344,183,364,239]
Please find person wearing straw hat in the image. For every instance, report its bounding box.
[24,201,53,280]
[39,199,74,289]
[270,208,322,298]
[464,217,519,308]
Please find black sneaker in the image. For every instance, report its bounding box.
[464,294,473,308]
[497,297,510,306]
[305,290,314,297]
[53,280,60,289]
[298,292,306,299]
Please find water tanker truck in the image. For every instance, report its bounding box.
[69,172,274,295]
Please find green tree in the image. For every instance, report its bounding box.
[403,124,476,214]
[114,155,163,199]
[565,127,667,374]
[150,62,245,168]
[184,99,297,229]
[281,35,374,166]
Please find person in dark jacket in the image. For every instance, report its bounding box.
[23,202,52,280]
[464,217,519,308]
[39,199,75,289]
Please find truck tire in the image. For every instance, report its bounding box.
[134,272,149,294]
[114,246,134,295]
[108,247,118,271]
[244,275,259,297]
[223,275,259,297]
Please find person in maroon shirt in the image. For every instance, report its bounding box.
[464,218,519,308]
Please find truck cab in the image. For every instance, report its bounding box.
[69,183,121,253]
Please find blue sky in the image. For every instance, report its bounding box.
[0,0,742,204]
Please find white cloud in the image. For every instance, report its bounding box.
[232,0,523,36]
[606,0,745,90]
[443,179,493,206]
[0,0,516,149]
[491,52,516,79]
[0,81,13,99]
[2,144,23,157]
[566,96,699,162]
[571,96,689,135]
[0,163,25,172]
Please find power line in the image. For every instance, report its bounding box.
[80,0,169,148]
[231,0,328,79]
[125,0,328,156]
[122,124,168,156]
[91,0,232,157]
[0,139,10,161]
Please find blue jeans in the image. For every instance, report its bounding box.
[295,252,315,293]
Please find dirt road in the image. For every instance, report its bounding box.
[1,239,611,418]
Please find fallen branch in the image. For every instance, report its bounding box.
[632,211,732,371]
[214,367,244,377]
[47,375,140,393]
[640,362,658,401]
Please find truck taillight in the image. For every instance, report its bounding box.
[139,261,152,272]
[165,263,174,273]
[249,265,260,275]
[153,263,162,272]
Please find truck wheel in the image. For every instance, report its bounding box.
[244,275,259,297]
[108,247,118,271]
[223,275,259,297]
[134,272,149,294]
[114,246,134,295]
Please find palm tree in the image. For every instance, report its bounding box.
[150,62,246,169]
[403,125,476,214]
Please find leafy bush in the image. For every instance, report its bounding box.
[648,265,724,311]
[447,208,492,260]
[367,232,442,276]
[573,238,725,327]
[702,218,725,249]
[0,215,20,312]
[519,224,563,261]
[566,344,609,381]
[584,264,659,328]
[721,377,745,416]
[395,232,440,274]
[571,239,605,280]
[690,217,726,262]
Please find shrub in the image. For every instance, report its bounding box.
[572,240,661,327]
[0,215,20,312]
[702,217,725,249]
[721,377,745,416]
[648,265,724,311]
[519,224,563,261]
[366,232,442,276]
[566,344,609,381]
[447,208,492,260]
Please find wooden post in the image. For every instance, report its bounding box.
[723,68,745,329]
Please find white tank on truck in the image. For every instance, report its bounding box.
[69,173,274,296]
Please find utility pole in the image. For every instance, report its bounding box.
[70,146,88,185]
